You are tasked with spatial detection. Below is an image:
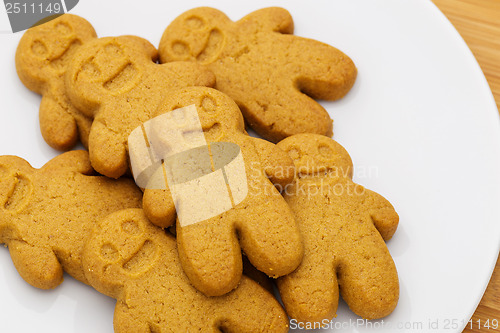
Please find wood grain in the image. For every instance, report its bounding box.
[432,1,500,332]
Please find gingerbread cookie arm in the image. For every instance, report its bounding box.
[41,149,93,175]
[363,188,399,241]
[88,119,129,179]
[157,61,216,89]
[121,35,158,62]
[251,137,295,189]
[337,227,399,319]
[216,276,289,333]
[176,221,243,296]
[238,7,294,34]
[39,94,78,150]
[0,155,34,175]
[236,197,303,278]
[8,239,63,289]
[143,187,176,229]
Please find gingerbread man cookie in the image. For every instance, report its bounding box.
[276,133,399,322]
[159,7,357,142]
[82,208,289,333]
[65,35,215,178]
[139,87,303,296]
[0,150,142,289]
[16,14,97,150]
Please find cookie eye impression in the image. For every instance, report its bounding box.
[76,57,101,84]
[0,171,32,213]
[54,21,73,36]
[185,15,206,30]
[30,39,49,59]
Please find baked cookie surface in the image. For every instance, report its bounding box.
[0,150,142,289]
[276,133,399,322]
[140,87,303,296]
[83,208,289,333]
[159,7,357,142]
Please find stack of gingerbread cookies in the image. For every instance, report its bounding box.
[3,7,399,332]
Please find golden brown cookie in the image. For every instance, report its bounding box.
[82,208,289,333]
[0,150,142,289]
[276,133,399,322]
[139,87,303,296]
[15,14,97,150]
[159,7,357,142]
[64,35,215,178]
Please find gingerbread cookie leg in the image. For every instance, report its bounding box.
[39,94,79,150]
[215,277,289,333]
[235,86,333,142]
[236,197,303,278]
[336,226,399,319]
[9,239,63,289]
[176,220,243,296]
[278,253,339,323]
[88,118,129,179]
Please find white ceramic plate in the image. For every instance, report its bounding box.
[1,0,499,332]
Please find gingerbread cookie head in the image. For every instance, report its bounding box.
[16,14,96,91]
[65,35,157,116]
[277,132,353,180]
[83,209,289,333]
[159,7,229,64]
[160,7,357,143]
[0,151,142,290]
[83,208,160,296]
[276,134,399,322]
[150,86,246,143]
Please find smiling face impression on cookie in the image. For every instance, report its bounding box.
[162,7,227,64]
[16,14,97,87]
[67,37,151,117]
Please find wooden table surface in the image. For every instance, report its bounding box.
[432,1,500,332]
